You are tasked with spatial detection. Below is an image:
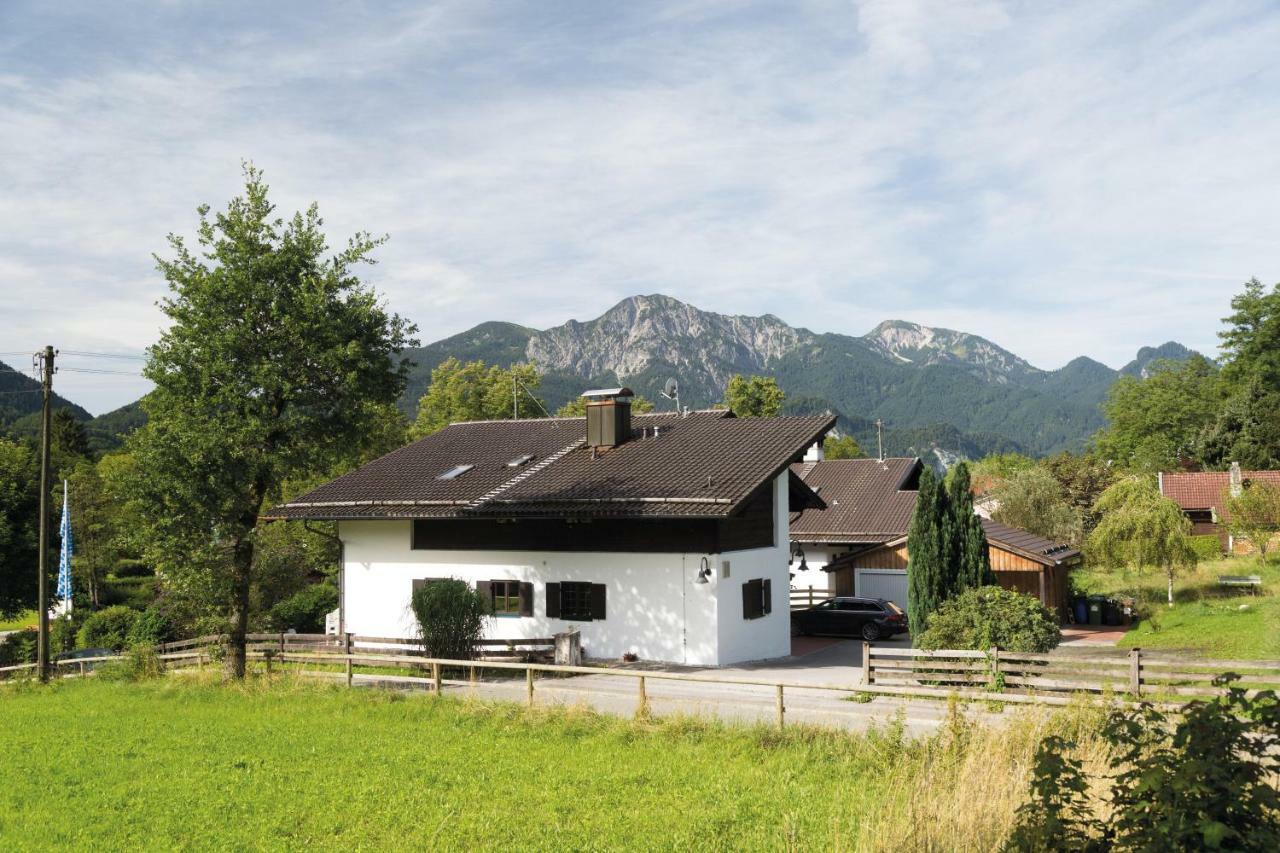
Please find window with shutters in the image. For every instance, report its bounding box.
[742,578,772,620]
[485,580,533,617]
[547,581,606,621]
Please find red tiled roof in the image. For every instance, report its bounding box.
[1160,470,1280,520]
[788,458,922,544]
[266,410,835,521]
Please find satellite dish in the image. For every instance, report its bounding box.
[660,377,681,413]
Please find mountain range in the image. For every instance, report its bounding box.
[3,294,1196,463]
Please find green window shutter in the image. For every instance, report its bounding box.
[762,579,772,615]
[475,580,493,613]
[518,582,534,617]
[590,584,607,621]
[545,582,561,618]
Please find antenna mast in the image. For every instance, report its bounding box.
[876,418,884,462]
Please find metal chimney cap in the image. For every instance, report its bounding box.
[581,387,634,399]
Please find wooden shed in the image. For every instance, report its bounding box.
[825,518,1081,619]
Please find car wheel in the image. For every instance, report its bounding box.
[861,623,882,642]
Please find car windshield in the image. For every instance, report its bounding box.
[884,601,904,615]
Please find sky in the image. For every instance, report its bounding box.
[2,0,1278,415]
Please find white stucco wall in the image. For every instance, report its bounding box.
[338,473,794,666]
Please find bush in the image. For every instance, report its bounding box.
[127,605,174,647]
[99,576,158,611]
[50,614,79,656]
[98,645,164,682]
[0,628,37,666]
[1189,534,1224,560]
[112,558,155,578]
[410,579,489,661]
[268,583,338,633]
[1008,680,1280,851]
[917,586,1060,653]
[76,606,140,651]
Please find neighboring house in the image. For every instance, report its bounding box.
[1160,463,1280,555]
[789,459,1080,618]
[266,390,834,666]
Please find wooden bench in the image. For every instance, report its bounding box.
[1218,575,1262,594]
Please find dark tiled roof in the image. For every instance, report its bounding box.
[788,458,922,543]
[1160,470,1280,520]
[267,410,834,521]
[980,518,1081,566]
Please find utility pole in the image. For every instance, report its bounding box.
[36,345,54,682]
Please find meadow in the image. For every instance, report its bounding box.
[0,675,1108,851]
[1074,555,1280,659]
[0,611,35,633]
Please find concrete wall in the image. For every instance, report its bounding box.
[338,473,793,666]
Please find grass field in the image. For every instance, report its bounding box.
[0,611,35,632]
[0,675,1106,851]
[1074,555,1280,659]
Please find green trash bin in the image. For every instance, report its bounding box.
[1087,595,1105,626]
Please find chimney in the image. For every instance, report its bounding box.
[581,388,633,450]
[1230,461,1243,498]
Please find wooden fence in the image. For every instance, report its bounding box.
[789,586,833,610]
[865,645,1280,700]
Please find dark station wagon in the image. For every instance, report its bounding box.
[791,596,907,641]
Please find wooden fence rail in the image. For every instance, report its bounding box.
[789,587,833,610]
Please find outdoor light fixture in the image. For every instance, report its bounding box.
[790,544,808,572]
[694,556,712,584]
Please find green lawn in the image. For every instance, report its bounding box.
[0,677,892,850]
[1073,556,1280,660]
[0,611,35,632]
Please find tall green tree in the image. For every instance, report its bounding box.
[1041,451,1117,537]
[1094,355,1223,472]
[1088,476,1197,607]
[129,165,416,677]
[1199,375,1280,470]
[969,452,1036,495]
[822,433,865,459]
[722,375,784,417]
[0,437,40,617]
[907,466,946,637]
[991,466,1082,544]
[946,462,995,592]
[1220,276,1280,386]
[411,358,544,438]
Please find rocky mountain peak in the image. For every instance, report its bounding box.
[861,319,1037,382]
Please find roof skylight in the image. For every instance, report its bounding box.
[507,454,535,468]
[437,464,474,480]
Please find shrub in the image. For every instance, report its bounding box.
[50,614,79,656]
[1189,534,1224,561]
[99,576,159,610]
[0,628,38,666]
[112,558,155,578]
[1008,680,1280,851]
[917,585,1060,653]
[410,579,489,661]
[98,645,164,682]
[76,606,140,651]
[127,605,174,647]
[268,583,338,633]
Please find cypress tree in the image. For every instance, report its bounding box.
[946,463,994,591]
[907,466,945,637]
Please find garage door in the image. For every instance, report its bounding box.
[855,569,909,612]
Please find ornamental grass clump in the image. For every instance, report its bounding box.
[410,579,489,661]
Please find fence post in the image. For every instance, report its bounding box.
[637,675,648,716]
[776,684,785,730]
[526,667,535,707]
[432,662,442,696]
[1129,647,1141,697]
[79,661,86,677]
[989,646,1000,691]
[862,641,871,685]
[344,632,353,688]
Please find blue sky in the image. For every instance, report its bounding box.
[2,0,1278,414]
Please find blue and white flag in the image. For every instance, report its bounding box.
[55,479,73,613]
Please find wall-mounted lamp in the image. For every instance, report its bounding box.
[790,544,808,572]
[694,556,713,585]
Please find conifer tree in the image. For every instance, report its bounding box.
[907,466,945,637]
[947,462,994,591]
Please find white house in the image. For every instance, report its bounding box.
[268,390,833,666]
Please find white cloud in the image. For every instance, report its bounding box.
[0,0,1277,413]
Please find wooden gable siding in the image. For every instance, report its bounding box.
[988,546,1043,572]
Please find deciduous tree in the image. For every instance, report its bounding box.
[129,165,416,677]
[722,375,784,417]
[992,466,1082,544]
[411,358,543,437]
[1088,476,1197,606]
[1225,479,1280,564]
[821,434,865,459]
[1094,356,1222,472]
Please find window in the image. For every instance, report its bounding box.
[478,580,533,617]
[437,464,474,480]
[837,599,881,613]
[545,581,606,621]
[507,454,535,467]
[742,578,773,620]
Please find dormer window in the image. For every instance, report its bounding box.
[507,454,535,468]
[437,464,474,480]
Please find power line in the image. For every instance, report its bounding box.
[60,350,147,361]
[59,367,142,376]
